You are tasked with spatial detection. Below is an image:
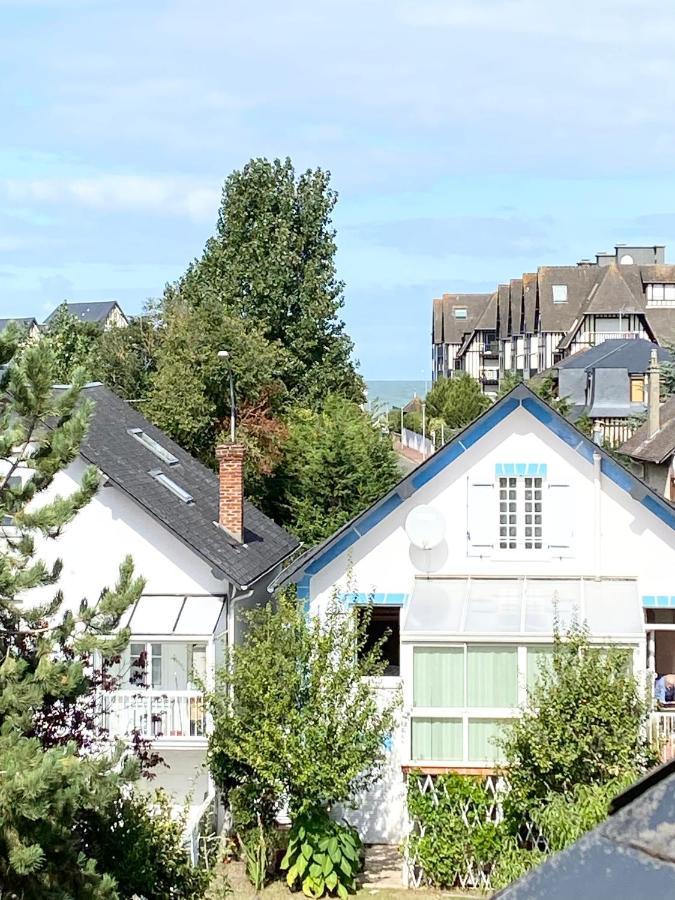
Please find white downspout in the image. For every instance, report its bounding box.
[593,451,602,578]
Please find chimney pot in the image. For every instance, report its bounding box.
[648,350,661,438]
[215,443,245,542]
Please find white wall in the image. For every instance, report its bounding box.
[305,405,675,844]
[22,458,231,612]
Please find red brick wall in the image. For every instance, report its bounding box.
[215,443,245,542]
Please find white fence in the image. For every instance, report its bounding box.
[401,427,434,459]
[103,690,207,740]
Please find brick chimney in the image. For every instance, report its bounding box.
[648,350,661,438]
[215,443,245,542]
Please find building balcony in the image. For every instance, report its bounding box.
[102,689,207,745]
[579,331,642,346]
[650,711,675,763]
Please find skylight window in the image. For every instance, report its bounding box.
[128,428,178,466]
[552,284,568,304]
[454,308,467,319]
[150,470,193,503]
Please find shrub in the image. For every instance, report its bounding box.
[281,809,362,899]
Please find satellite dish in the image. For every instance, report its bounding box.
[405,505,445,550]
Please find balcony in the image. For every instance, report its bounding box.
[578,331,642,346]
[103,690,207,744]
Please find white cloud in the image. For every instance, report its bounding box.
[2,175,220,222]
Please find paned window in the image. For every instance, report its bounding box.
[646,283,675,306]
[499,476,543,550]
[454,308,467,318]
[552,284,567,303]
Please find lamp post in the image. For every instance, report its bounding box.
[217,350,236,442]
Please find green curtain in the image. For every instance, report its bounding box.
[526,645,553,693]
[468,718,504,763]
[467,646,518,707]
[413,647,464,707]
[412,717,463,761]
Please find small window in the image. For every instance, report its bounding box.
[454,308,467,319]
[552,284,567,304]
[357,605,400,676]
[619,254,634,265]
[499,476,543,551]
[128,428,178,466]
[150,470,193,503]
[630,375,645,403]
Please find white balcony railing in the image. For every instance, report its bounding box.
[649,711,675,763]
[103,690,207,741]
[578,331,642,346]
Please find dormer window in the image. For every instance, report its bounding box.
[646,283,675,307]
[552,285,567,304]
[454,308,467,319]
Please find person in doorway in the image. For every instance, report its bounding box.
[655,673,675,703]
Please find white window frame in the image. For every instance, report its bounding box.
[498,475,544,552]
[646,283,675,307]
[454,308,468,319]
[552,284,568,304]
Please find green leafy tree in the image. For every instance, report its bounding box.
[425,374,491,430]
[40,303,101,383]
[169,157,363,406]
[661,343,675,397]
[207,594,398,830]
[274,396,399,544]
[145,296,289,501]
[92,314,159,401]
[498,623,654,814]
[498,371,570,416]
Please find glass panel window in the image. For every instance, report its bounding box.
[526,645,554,692]
[454,308,467,319]
[653,283,665,301]
[188,643,207,689]
[499,476,543,551]
[630,376,645,403]
[666,284,675,301]
[552,284,567,304]
[151,643,162,688]
[412,717,462,761]
[413,647,464,707]
[467,646,518,707]
[129,642,147,687]
[468,719,505,762]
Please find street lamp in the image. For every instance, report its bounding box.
[217,350,236,442]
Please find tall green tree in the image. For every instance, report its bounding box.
[40,304,100,383]
[273,396,399,545]
[425,374,491,431]
[169,157,363,406]
[92,314,159,401]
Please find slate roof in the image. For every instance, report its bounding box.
[431,293,492,345]
[45,301,125,325]
[494,759,675,898]
[434,255,675,350]
[620,395,675,464]
[556,339,672,374]
[0,317,38,332]
[273,384,675,591]
[69,383,298,588]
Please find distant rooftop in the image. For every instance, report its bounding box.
[44,301,126,325]
[556,338,672,374]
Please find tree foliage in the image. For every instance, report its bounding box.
[273,396,399,545]
[424,374,491,431]
[0,330,204,898]
[191,157,363,406]
[498,623,654,814]
[207,593,398,830]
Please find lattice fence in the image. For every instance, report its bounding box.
[405,772,549,891]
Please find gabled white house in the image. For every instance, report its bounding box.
[15,383,298,825]
[275,384,675,847]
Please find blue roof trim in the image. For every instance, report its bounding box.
[643,595,675,608]
[356,492,403,535]
[276,385,675,590]
[305,528,360,575]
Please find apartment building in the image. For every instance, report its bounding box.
[432,244,675,394]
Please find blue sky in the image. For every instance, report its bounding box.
[4,1,675,378]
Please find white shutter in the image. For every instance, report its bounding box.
[467,479,495,557]
[546,483,574,557]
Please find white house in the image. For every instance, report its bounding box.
[15,383,298,828]
[275,384,675,849]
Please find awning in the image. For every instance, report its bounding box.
[121,595,225,636]
[403,577,643,637]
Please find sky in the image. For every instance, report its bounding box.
[5,1,675,378]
